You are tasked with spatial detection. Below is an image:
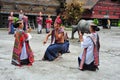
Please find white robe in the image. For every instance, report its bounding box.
[20,33,32,60]
[79,33,98,64]
[20,42,28,60]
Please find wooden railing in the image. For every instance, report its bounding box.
[1,0,60,7]
[93,5,120,11]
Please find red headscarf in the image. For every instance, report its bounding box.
[55,16,62,24]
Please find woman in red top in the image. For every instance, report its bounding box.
[45,14,52,33]
[36,12,43,34]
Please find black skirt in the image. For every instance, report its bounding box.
[78,57,98,71]
[20,59,30,65]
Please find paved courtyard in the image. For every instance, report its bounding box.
[0,27,120,80]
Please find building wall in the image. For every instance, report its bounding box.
[92,0,120,26]
[81,0,120,26]
[0,0,60,15]
[92,0,120,19]
[0,0,60,28]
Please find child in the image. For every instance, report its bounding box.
[11,20,34,66]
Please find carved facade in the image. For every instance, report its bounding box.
[0,0,120,28]
[0,0,63,28]
[91,0,120,26]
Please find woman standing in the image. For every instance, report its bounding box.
[19,10,24,20]
[78,23,100,71]
[11,20,34,66]
[36,12,43,34]
[45,14,52,33]
[22,15,28,31]
[8,12,15,34]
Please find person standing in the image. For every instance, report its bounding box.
[36,12,43,34]
[78,23,100,71]
[18,10,28,31]
[11,20,34,66]
[107,19,111,29]
[8,12,15,34]
[19,10,24,20]
[22,15,28,31]
[45,14,52,33]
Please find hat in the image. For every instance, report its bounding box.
[55,17,62,24]
[16,20,23,24]
[90,23,100,31]
[13,20,23,28]
[90,23,97,26]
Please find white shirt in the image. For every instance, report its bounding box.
[26,33,32,40]
[79,33,98,64]
[20,42,28,60]
[19,14,24,20]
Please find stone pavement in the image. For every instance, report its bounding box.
[0,27,120,80]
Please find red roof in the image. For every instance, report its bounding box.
[82,0,99,9]
[91,15,119,19]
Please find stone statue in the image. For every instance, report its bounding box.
[71,19,94,39]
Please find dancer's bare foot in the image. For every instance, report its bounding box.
[27,63,32,66]
[17,64,22,67]
[58,53,62,56]
[42,57,47,61]
[54,56,62,61]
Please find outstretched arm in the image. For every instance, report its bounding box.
[43,31,52,44]
[79,31,83,42]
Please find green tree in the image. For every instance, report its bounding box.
[118,20,120,27]
[93,18,99,25]
[63,0,84,25]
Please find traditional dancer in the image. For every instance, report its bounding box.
[22,15,28,31]
[45,14,52,33]
[36,12,43,34]
[11,20,34,66]
[42,17,64,61]
[8,12,15,34]
[78,23,100,71]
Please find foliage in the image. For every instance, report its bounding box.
[118,20,120,27]
[63,0,84,25]
[93,18,99,25]
[13,17,19,23]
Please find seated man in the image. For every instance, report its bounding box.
[61,29,70,54]
[42,18,65,61]
[51,26,70,54]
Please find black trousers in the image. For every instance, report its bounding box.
[20,59,30,65]
[78,57,98,71]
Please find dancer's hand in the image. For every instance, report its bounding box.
[79,31,83,42]
[27,27,32,33]
[43,40,47,44]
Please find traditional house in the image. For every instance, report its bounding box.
[91,0,120,26]
[0,0,120,28]
[0,0,65,28]
[67,0,120,26]
[82,0,120,26]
